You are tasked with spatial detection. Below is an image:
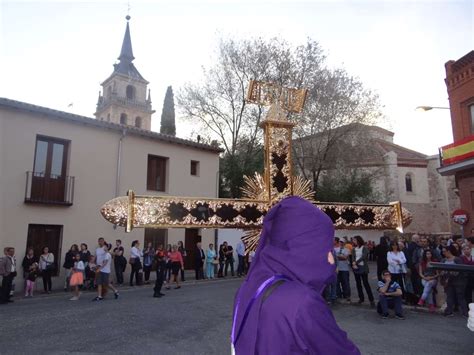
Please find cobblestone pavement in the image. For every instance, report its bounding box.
[0,278,472,354]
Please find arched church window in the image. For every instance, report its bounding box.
[405,173,413,193]
[126,85,136,100]
[135,117,142,128]
[120,113,128,125]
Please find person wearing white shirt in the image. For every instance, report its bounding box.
[93,238,115,301]
[386,241,407,297]
[129,240,143,286]
[236,240,246,277]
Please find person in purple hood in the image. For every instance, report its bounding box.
[231,196,360,355]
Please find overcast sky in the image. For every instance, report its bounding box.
[0,0,472,155]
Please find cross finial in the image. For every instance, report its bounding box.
[126,1,131,20]
[246,80,308,114]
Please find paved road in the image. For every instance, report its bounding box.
[1,279,472,355]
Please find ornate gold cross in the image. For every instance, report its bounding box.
[101,80,411,250]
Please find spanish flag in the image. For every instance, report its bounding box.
[442,135,474,165]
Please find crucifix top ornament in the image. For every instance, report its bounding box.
[100,80,412,252]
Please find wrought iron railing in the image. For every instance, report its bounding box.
[24,171,74,206]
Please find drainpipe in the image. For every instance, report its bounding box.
[115,128,127,198]
[214,170,219,249]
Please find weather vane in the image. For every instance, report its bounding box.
[100,80,412,252]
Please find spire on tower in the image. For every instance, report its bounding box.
[118,15,134,62]
[147,89,152,103]
[111,15,147,82]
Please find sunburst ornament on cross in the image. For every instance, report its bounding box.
[100,80,412,252]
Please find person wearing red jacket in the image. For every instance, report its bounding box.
[169,245,184,289]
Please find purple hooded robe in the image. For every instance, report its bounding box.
[232,196,360,355]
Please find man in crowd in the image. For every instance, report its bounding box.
[377,269,404,320]
[0,247,17,304]
[406,234,421,297]
[93,237,109,301]
[224,242,235,277]
[236,239,246,277]
[113,239,126,285]
[334,237,351,303]
[194,241,205,280]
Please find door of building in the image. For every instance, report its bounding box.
[27,224,63,276]
[144,229,167,249]
[184,229,200,270]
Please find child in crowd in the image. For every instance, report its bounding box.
[24,262,39,297]
[85,255,97,290]
[69,253,85,300]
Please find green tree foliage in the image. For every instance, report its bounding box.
[160,86,176,136]
[315,167,382,203]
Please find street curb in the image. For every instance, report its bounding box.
[331,300,449,316]
[11,276,243,301]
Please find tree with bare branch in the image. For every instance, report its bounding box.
[178,37,383,199]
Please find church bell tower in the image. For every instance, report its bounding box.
[95,15,154,130]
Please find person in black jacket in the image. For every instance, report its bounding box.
[63,244,79,291]
[153,245,166,298]
[113,240,126,285]
[218,244,225,278]
[224,242,235,277]
[22,248,37,279]
[194,241,205,280]
[79,243,91,265]
[374,236,389,281]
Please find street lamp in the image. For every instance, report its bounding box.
[416,106,450,111]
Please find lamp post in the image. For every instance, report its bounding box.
[415,106,450,111]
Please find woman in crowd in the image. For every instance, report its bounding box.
[374,236,389,281]
[441,245,468,317]
[206,243,217,279]
[177,241,187,282]
[164,244,172,288]
[351,235,375,307]
[387,241,407,297]
[22,248,37,292]
[452,242,461,256]
[63,244,79,291]
[417,249,438,312]
[79,243,90,268]
[142,242,155,285]
[24,262,39,297]
[129,240,143,286]
[168,245,184,289]
[39,246,54,294]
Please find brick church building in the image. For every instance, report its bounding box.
[439,50,474,235]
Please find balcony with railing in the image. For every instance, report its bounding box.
[24,171,75,206]
[438,135,474,175]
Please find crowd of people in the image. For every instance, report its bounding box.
[0,237,251,303]
[326,234,474,319]
[1,233,472,317]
